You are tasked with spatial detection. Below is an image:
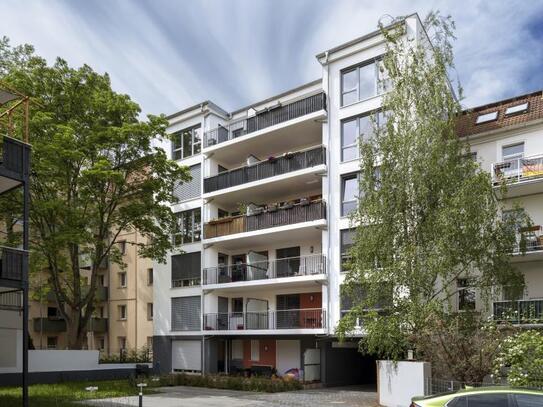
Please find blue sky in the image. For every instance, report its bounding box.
[3,0,543,116]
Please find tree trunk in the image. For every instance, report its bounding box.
[65,307,87,349]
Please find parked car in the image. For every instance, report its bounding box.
[410,387,543,406]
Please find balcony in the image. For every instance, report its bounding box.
[203,254,326,286]
[204,199,326,240]
[47,285,108,302]
[511,226,543,262]
[0,136,31,194]
[203,308,326,332]
[172,276,201,288]
[87,317,108,333]
[204,145,326,194]
[0,246,27,286]
[492,154,543,197]
[0,290,22,310]
[204,92,326,148]
[493,299,543,324]
[33,317,67,333]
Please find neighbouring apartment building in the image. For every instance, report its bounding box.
[152,14,428,386]
[29,228,154,354]
[457,91,543,322]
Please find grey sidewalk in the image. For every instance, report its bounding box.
[83,385,378,407]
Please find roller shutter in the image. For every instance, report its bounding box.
[172,340,201,372]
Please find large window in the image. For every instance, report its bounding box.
[171,296,201,331]
[341,173,359,216]
[501,142,524,176]
[173,164,201,201]
[341,58,390,106]
[174,208,201,245]
[172,251,201,287]
[457,279,476,311]
[172,125,202,160]
[341,229,356,272]
[341,111,387,161]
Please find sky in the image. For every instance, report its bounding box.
[3,0,543,117]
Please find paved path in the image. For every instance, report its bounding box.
[84,385,378,407]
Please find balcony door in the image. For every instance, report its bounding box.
[276,247,300,278]
[276,294,301,329]
[231,254,246,282]
[501,142,524,178]
[218,297,228,330]
[246,298,268,329]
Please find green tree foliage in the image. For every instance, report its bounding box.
[494,330,543,386]
[0,37,189,348]
[337,12,527,364]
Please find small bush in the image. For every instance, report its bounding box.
[158,373,302,393]
[99,346,152,363]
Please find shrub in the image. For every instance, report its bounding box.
[158,373,302,393]
[493,330,543,387]
[99,346,152,363]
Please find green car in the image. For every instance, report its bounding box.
[411,387,543,407]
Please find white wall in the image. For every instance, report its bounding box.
[377,360,431,407]
[0,310,23,373]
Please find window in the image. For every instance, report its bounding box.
[475,111,498,124]
[457,279,476,311]
[98,337,105,351]
[251,340,260,361]
[147,268,153,285]
[172,125,201,160]
[147,336,153,349]
[98,274,105,287]
[447,396,467,407]
[174,208,201,245]
[47,307,60,319]
[171,296,201,331]
[118,336,127,350]
[147,303,153,320]
[232,297,243,314]
[218,209,229,218]
[118,304,127,320]
[341,58,389,106]
[340,284,365,319]
[118,240,126,255]
[342,173,359,216]
[47,336,58,350]
[467,394,508,407]
[501,142,525,176]
[118,272,127,288]
[95,306,104,318]
[515,394,543,407]
[341,229,356,272]
[505,102,529,116]
[502,142,524,160]
[173,164,202,201]
[172,252,201,287]
[341,111,387,161]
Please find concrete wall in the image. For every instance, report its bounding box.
[377,360,431,407]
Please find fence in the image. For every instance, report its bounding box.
[426,377,543,396]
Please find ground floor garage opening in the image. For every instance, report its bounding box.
[172,339,202,373]
[320,340,377,388]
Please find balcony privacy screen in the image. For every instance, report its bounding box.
[171,296,201,331]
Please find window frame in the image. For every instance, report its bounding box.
[340,229,356,272]
[147,268,154,286]
[341,173,359,216]
[147,302,154,320]
[118,272,127,288]
[457,278,476,311]
[174,208,202,246]
[47,336,58,350]
[341,110,387,162]
[172,125,202,160]
[340,57,388,107]
[118,304,127,320]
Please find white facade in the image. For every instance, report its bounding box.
[152,14,428,383]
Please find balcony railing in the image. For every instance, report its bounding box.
[204,145,326,193]
[87,317,108,333]
[172,276,201,288]
[0,290,22,310]
[0,246,26,282]
[493,154,543,184]
[0,136,31,180]
[204,92,326,148]
[493,299,543,324]
[514,226,543,254]
[203,308,326,331]
[203,254,326,285]
[204,199,326,239]
[33,317,67,333]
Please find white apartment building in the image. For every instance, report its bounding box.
[152,14,427,386]
[457,91,543,322]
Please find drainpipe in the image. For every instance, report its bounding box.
[323,51,332,337]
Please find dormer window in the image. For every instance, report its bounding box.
[475,111,498,124]
[505,102,529,116]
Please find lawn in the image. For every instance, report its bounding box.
[0,378,155,406]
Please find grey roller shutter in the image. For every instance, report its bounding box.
[172,252,201,282]
[173,164,201,201]
[172,340,201,372]
[171,296,201,331]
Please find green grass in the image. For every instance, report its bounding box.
[0,378,156,406]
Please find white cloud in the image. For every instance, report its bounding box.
[3,0,542,115]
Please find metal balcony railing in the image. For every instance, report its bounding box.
[0,246,26,282]
[33,317,67,333]
[514,226,543,254]
[0,290,22,310]
[203,308,326,331]
[0,136,31,180]
[203,92,326,148]
[203,145,326,193]
[172,276,201,288]
[203,254,326,285]
[492,154,543,184]
[87,317,108,333]
[493,299,543,324]
[204,199,326,239]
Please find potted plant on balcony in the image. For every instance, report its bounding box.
[267,203,278,212]
[281,200,294,210]
[283,151,294,159]
[299,197,310,206]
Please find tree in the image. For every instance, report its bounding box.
[1,38,190,348]
[337,12,527,370]
[493,330,543,386]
